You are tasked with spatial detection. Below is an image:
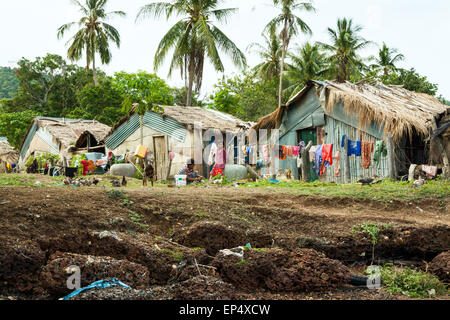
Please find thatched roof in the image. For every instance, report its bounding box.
[0,138,19,163]
[20,117,111,154]
[254,80,449,142]
[105,105,253,139]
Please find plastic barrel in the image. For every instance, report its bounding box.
[223,164,248,180]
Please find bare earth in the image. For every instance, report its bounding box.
[0,181,448,300]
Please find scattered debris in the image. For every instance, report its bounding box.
[40,252,150,296]
[61,278,132,300]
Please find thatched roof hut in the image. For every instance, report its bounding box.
[19,117,111,164]
[0,138,19,164]
[254,80,449,143]
[253,80,449,182]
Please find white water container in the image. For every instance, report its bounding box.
[174,174,187,186]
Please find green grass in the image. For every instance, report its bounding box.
[127,210,148,228]
[234,259,248,266]
[375,264,448,298]
[160,248,184,260]
[240,179,450,202]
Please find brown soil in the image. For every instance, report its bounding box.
[429,251,450,282]
[0,185,448,300]
[212,248,351,292]
[40,252,150,297]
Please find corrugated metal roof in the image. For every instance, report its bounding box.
[105,114,140,150]
[20,122,37,159]
[105,112,187,150]
[143,112,186,141]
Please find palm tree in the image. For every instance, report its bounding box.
[136,0,246,107]
[57,0,126,85]
[284,42,328,99]
[247,29,282,82]
[318,18,371,83]
[265,0,315,109]
[370,42,404,77]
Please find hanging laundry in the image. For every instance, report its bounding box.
[361,142,374,169]
[334,151,341,176]
[374,140,387,167]
[348,140,361,156]
[292,146,300,157]
[309,146,318,162]
[277,145,286,160]
[299,141,305,154]
[341,135,361,156]
[313,145,323,175]
[208,142,218,166]
[262,145,269,162]
[321,144,333,168]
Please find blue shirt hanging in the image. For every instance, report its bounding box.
[341,135,361,156]
[313,145,323,175]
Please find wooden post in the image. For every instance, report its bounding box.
[301,141,313,182]
[166,158,173,180]
[343,136,351,183]
[431,118,449,179]
[386,133,396,180]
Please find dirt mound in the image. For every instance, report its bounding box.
[429,251,450,282]
[173,222,247,255]
[310,226,450,263]
[40,252,150,297]
[176,264,218,282]
[0,240,46,293]
[38,231,211,285]
[173,275,241,300]
[212,248,352,292]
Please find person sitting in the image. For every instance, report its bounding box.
[178,159,204,184]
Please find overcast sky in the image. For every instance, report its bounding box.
[1,0,449,99]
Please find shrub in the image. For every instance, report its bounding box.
[379,264,448,298]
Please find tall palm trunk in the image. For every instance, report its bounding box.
[278,19,288,109]
[86,46,90,73]
[92,53,98,86]
[186,52,195,107]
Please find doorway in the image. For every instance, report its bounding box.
[153,136,168,181]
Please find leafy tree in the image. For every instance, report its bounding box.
[247,29,282,82]
[5,54,92,116]
[112,71,175,107]
[369,42,404,77]
[66,79,124,125]
[318,18,371,82]
[382,68,439,96]
[57,0,126,85]
[210,73,279,122]
[171,87,205,107]
[284,42,328,98]
[437,95,449,106]
[136,0,246,106]
[209,87,241,116]
[0,67,19,99]
[0,110,39,149]
[265,0,315,108]
[112,71,172,145]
